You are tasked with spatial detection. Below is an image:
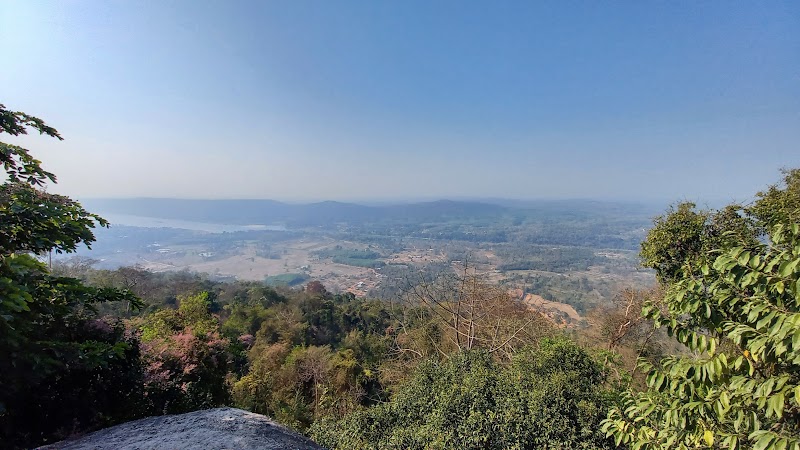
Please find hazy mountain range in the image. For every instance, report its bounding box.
[82,198,660,227]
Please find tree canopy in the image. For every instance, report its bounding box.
[311,338,616,450]
[603,170,800,449]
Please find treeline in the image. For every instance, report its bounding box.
[9,261,628,448]
[1,253,663,449]
[338,217,647,250]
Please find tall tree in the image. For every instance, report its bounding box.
[0,103,142,448]
[603,170,800,449]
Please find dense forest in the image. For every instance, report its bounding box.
[2,105,799,449]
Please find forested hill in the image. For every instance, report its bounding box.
[82,197,656,227]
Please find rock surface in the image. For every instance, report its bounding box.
[40,407,326,450]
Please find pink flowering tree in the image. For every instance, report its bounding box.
[136,292,231,413]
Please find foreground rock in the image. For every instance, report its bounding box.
[40,407,325,450]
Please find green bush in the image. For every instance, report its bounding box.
[310,338,617,450]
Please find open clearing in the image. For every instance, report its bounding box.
[137,238,378,293]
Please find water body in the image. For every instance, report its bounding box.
[100,213,287,233]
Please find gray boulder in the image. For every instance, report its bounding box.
[40,407,325,450]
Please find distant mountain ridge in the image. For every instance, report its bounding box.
[81,198,510,226]
[81,197,654,227]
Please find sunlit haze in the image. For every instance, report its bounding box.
[2,1,798,203]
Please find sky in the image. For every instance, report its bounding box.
[1,1,798,203]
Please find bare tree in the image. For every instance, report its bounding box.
[588,287,666,379]
[390,263,553,363]
[296,346,332,419]
[602,288,666,355]
[50,256,99,278]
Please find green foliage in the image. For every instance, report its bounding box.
[139,308,183,342]
[0,103,144,448]
[311,338,616,450]
[137,292,219,341]
[232,339,387,431]
[748,168,800,229]
[639,203,757,284]
[177,291,218,334]
[603,171,800,449]
[0,103,60,186]
[495,339,617,449]
[2,315,146,448]
[640,202,709,283]
[226,289,393,428]
[0,183,108,256]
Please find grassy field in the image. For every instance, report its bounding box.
[264,273,309,286]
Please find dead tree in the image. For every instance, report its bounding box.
[391,263,552,363]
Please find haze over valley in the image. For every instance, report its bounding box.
[69,197,657,323]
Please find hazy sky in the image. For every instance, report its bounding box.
[2,1,798,203]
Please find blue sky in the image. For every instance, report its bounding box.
[2,1,798,203]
